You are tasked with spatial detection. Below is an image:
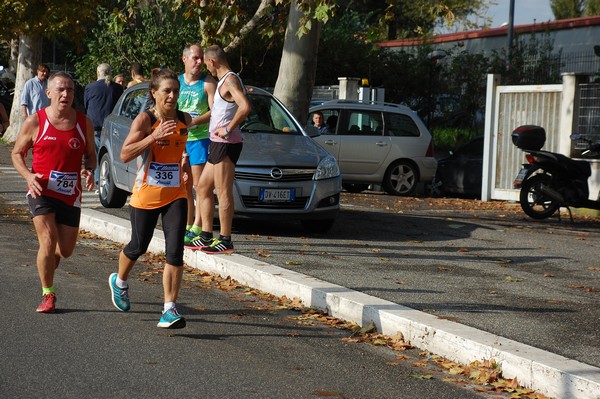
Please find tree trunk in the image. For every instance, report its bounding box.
[10,38,19,73]
[5,34,42,143]
[273,0,320,124]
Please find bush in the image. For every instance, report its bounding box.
[430,127,478,155]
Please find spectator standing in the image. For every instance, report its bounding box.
[127,63,147,87]
[113,74,126,89]
[11,72,96,313]
[177,44,217,249]
[21,63,50,121]
[195,45,250,254]
[0,102,9,136]
[108,69,191,329]
[84,63,123,184]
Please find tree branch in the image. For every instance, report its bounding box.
[225,0,275,52]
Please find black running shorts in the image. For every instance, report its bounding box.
[28,195,81,227]
[207,142,243,165]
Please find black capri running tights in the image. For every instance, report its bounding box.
[123,198,187,266]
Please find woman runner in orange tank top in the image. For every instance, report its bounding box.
[108,69,192,329]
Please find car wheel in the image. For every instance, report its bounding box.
[427,173,443,197]
[383,161,418,196]
[98,153,128,208]
[343,183,370,193]
[301,218,335,233]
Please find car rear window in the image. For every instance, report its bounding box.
[387,113,421,137]
[344,110,383,136]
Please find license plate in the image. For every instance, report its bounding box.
[259,188,295,202]
[513,168,528,188]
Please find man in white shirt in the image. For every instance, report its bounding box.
[21,64,50,120]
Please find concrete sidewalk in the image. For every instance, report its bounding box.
[81,208,600,399]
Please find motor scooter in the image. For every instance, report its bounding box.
[511,125,600,220]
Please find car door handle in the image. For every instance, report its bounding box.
[375,141,388,147]
[324,140,337,145]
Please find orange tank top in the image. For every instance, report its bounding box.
[129,110,188,209]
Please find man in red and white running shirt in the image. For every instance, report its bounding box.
[11,71,96,313]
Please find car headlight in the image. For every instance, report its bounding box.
[314,155,340,180]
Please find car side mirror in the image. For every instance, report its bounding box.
[305,125,320,138]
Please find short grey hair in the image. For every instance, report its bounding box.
[182,43,202,57]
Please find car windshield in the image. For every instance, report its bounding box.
[242,92,302,135]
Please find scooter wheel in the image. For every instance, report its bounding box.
[519,174,560,219]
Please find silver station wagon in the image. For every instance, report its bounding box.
[98,83,341,232]
[309,100,437,196]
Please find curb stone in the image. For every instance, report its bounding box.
[81,208,600,399]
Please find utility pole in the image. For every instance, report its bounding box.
[507,0,515,66]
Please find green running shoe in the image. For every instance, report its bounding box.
[184,235,214,250]
[200,238,234,254]
[183,229,199,244]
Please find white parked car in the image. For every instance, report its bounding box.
[309,100,437,196]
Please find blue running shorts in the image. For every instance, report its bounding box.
[186,139,210,166]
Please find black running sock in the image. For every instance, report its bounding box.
[200,231,213,240]
[219,235,231,243]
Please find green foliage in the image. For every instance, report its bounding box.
[73,3,199,84]
[488,30,562,85]
[551,0,584,19]
[0,0,106,43]
[441,47,489,129]
[586,0,600,14]
[431,127,478,152]
[369,47,437,104]
[550,0,600,18]
[315,9,379,84]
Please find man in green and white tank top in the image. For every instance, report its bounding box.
[178,44,217,245]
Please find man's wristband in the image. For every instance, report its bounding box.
[224,127,230,139]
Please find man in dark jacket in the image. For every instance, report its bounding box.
[84,63,123,184]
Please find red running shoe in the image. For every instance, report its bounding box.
[36,293,56,313]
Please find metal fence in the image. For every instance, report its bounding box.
[576,83,600,152]
[491,85,563,201]
[311,85,339,102]
[561,51,600,75]
[504,50,600,85]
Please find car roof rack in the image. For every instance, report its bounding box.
[316,99,413,111]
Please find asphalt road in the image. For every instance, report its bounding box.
[77,180,600,368]
[1,145,497,399]
[1,141,599,397]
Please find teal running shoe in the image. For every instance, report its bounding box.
[109,273,130,312]
[157,305,186,329]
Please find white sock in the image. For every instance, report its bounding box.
[164,302,175,313]
[116,276,128,288]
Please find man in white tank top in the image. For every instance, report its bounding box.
[192,45,250,254]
